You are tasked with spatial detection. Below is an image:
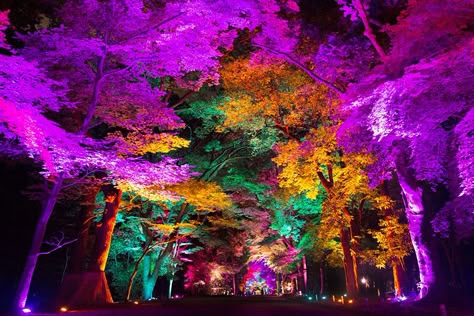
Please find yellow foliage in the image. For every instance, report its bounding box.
[219,58,337,133]
[108,132,190,155]
[166,179,232,212]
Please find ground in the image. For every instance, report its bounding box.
[20,296,474,316]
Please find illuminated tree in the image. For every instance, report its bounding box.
[339,0,474,299]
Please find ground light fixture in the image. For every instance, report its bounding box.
[60,306,68,312]
[22,308,32,314]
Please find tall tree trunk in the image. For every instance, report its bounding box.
[347,205,362,295]
[396,164,434,299]
[392,259,406,297]
[70,186,100,273]
[141,253,152,299]
[232,274,236,295]
[302,255,308,294]
[319,263,324,297]
[340,227,358,298]
[142,242,175,300]
[168,278,174,299]
[59,186,121,307]
[90,186,122,272]
[15,175,64,310]
[276,273,280,295]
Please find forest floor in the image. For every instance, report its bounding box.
[16,296,474,316]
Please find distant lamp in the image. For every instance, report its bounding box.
[60,306,68,312]
[22,308,32,314]
[348,299,354,304]
[361,277,367,284]
[133,301,139,305]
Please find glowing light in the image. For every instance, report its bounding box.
[22,308,32,314]
[396,295,407,302]
[308,296,313,300]
[322,296,327,300]
[60,306,68,312]
[348,299,354,304]
[343,293,347,297]
[133,301,139,305]
[337,299,342,303]
[361,277,367,284]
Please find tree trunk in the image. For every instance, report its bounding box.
[15,175,64,310]
[141,253,152,300]
[78,53,106,135]
[392,260,406,297]
[142,277,155,301]
[232,274,236,295]
[352,0,386,59]
[59,186,121,307]
[319,263,324,296]
[70,186,100,273]
[276,273,280,295]
[347,205,362,295]
[168,278,174,299]
[142,242,174,300]
[396,165,434,299]
[340,227,358,298]
[302,255,308,294]
[90,186,122,272]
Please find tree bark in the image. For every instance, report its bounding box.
[70,186,100,273]
[232,274,237,295]
[396,163,434,299]
[15,175,64,310]
[352,0,387,59]
[168,278,174,299]
[90,186,122,272]
[302,255,308,294]
[340,227,358,298]
[392,259,406,297]
[78,53,106,135]
[319,263,324,297]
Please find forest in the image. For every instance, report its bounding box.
[0,0,473,314]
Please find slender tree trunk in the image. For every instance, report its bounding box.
[78,53,106,135]
[347,205,362,295]
[396,165,434,299]
[302,255,308,294]
[15,175,64,310]
[232,274,236,295]
[392,260,406,297]
[319,263,324,296]
[352,0,386,59]
[168,278,174,299]
[340,227,357,298]
[276,273,280,295]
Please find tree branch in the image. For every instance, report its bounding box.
[253,43,345,93]
[39,233,77,256]
[352,0,386,59]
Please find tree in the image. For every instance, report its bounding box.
[338,0,473,299]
